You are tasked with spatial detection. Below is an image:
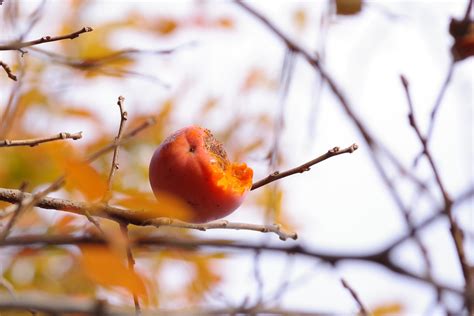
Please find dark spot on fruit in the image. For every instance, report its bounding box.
[189,145,196,153]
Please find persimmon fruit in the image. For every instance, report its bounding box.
[149,126,253,223]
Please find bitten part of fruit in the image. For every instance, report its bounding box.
[149,126,253,223]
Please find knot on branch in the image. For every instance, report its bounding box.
[348,143,359,153]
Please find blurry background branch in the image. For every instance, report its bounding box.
[0,233,463,295]
[0,293,332,316]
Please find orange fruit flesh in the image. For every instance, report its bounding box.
[212,161,253,194]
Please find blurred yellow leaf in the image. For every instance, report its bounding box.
[293,9,307,31]
[1,143,64,188]
[115,190,191,222]
[372,303,404,316]
[80,245,148,302]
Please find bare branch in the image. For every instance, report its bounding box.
[340,278,369,316]
[0,60,17,81]
[0,27,93,51]
[0,131,82,147]
[421,62,455,160]
[103,96,128,203]
[0,188,297,240]
[252,144,358,191]
[401,75,471,309]
[146,218,297,241]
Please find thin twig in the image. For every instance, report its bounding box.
[103,96,128,203]
[416,62,456,165]
[0,131,82,147]
[252,144,358,191]
[120,224,141,315]
[0,27,93,51]
[401,75,471,311]
[340,278,369,316]
[0,60,17,81]
[108,100,137,316]
[0,234,462,295]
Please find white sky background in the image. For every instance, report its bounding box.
[1,0,473,314]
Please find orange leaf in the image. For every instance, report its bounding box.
[62,156,108,202]
[155,18,179,35]
[215,17,234,29]
[80,245,148,302]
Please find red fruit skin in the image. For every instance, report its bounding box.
[149,126,252,223]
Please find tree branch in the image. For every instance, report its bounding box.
[103,96,127,203]
[0,27,93,51]
[340,278,369,316]
[0,188,297,240]
[401,75,471,310]
[251,144,358,191]
[0,60,17,81]
[0,131,82,147]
